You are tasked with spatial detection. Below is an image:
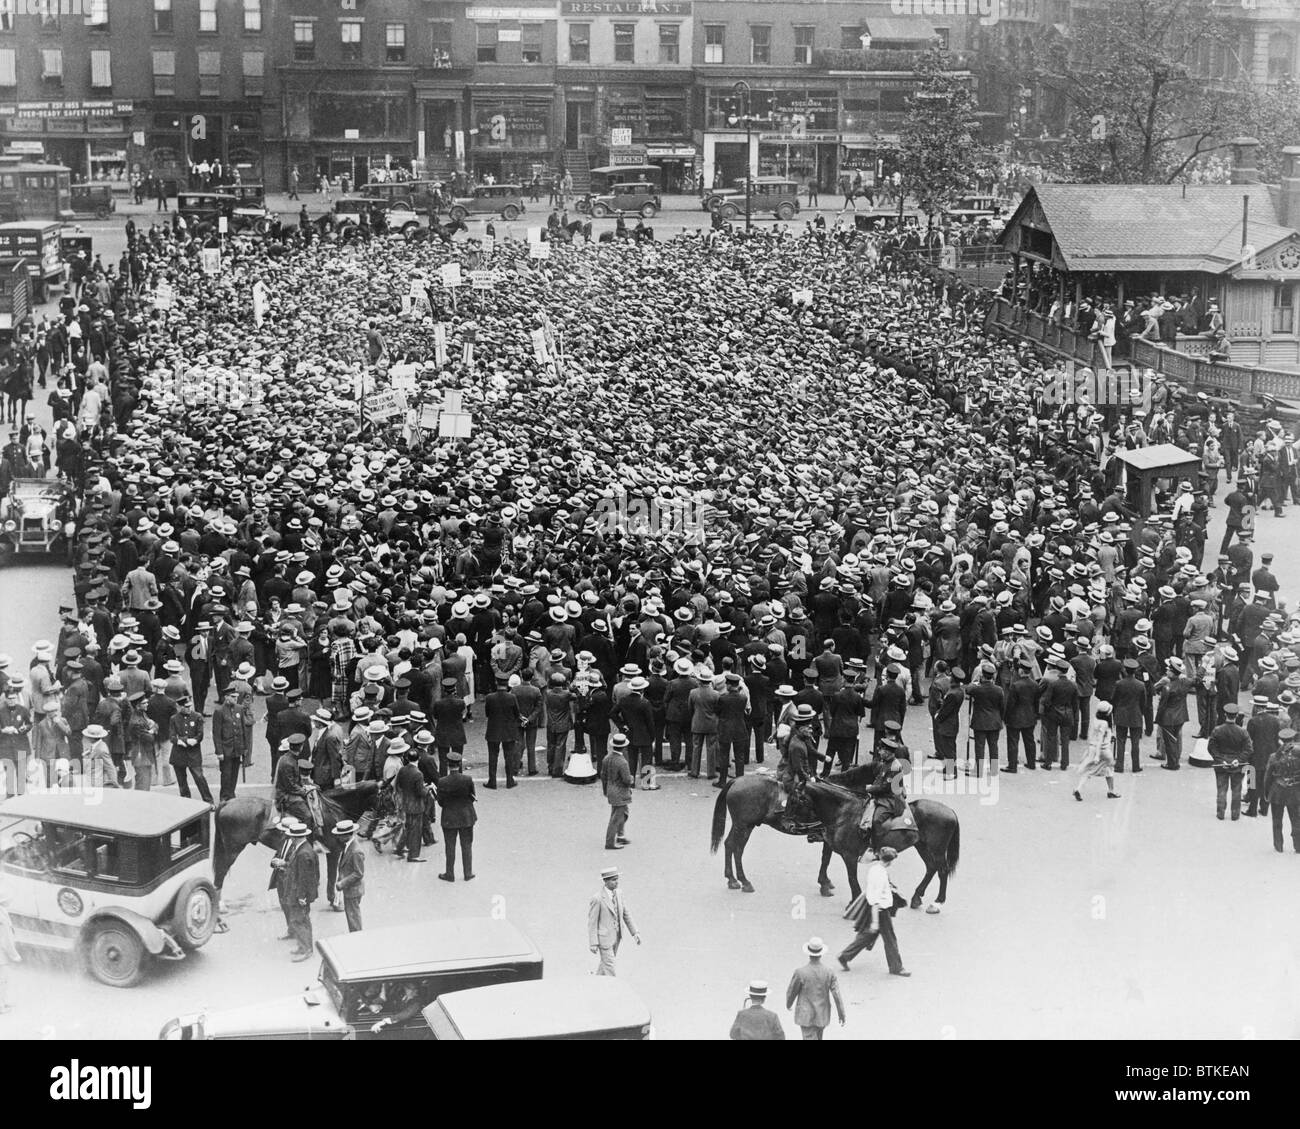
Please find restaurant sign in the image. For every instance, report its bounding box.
[562,0,691,13]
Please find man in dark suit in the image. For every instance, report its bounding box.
[512,674,543,775]
[931,668,964,778]
[867,664,908,750]
[1037,659,1080,770]
[730,980,785,1040]
[483,675,522,788]
[283,823,320,961]
[1216,646,1241,726]
[333,819,365,932]
[1110,659,1147,773]
[967,662,1005,774]
[1004,661,1038,771]
[613,676,656,778]
[436,751,476,881]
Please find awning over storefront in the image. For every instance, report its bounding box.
[864,16,937,42]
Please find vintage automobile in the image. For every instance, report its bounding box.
[331,196,375,227]
[68,182,116,220]
[361,179,444,215]
[369,199,423,237]
[227,183,272,235]
[714,177,802,223]
[176,192,238,232]
[0,790,217,987]
[446,184,526,222]
[422,978,654,1041]
[158,918,543,1039]
[0,221,66,303]
[0,477,80,563]
[589,181,661,220]
[942,194,1009,223]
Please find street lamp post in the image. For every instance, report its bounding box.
[731,79,753,232]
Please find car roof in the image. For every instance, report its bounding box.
[424,978,650,1039]
[0,790,211,836]
[317,918,541,981]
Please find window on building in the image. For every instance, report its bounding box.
[85,0,108,30]
[152,49,176,96]
[154,0,172,34]
[659,24,679,64]
[386,22,406,62]
[569,22,590,62]
[614,24,635,62]
[199,50,221,96]
[934,26,950,51]
[0,1,14,33]
[703,24,724,64]
[41,47,62,80]
[840,25,863,50]
[341,19,363,61]
[477,22,498,62]
[0,49,14,86]
[200,0,217,33]
[1274,284,1295,334]
[35,0,58,30]
[430,20,453,65]
[793,25,814,64]
[243,0,262,33]
[750,25,771,64]
[243,50,264,96]
[90,48,112,87]
[521,22,542,63]
[293,20,315,61]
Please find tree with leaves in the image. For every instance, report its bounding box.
[1030,0,1258,183]
[898,47,994,227]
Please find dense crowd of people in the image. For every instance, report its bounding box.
[1,203,1299,855]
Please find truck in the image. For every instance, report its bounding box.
[0,221,65,303]
[0,257,31,337]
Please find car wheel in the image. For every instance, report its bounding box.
[502,205,520,220]
[0,539,13,568]
[85,923,146,987]
[639,203,657,219]
[720,204,738,221]
[255,218,271,235]
[171,878,218,952]
[776,202,795,221]
[402,222,420,237]
[95,205,109,220]
[592,203,610,218]
[574,199,590,214]
[450,206,468,222]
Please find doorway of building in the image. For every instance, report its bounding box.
[565,102,592,150]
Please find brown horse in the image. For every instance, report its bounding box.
[213,781,378,919]
[708,766,960,909]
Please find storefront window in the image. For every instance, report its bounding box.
[472,98,551,150]
[313,94,409,138]
[645,87,686,136]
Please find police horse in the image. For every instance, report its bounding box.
[709,765,960,909]
[212,780,379,926]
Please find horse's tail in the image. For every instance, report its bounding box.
[709,780,734,855]
[944,816,960,877]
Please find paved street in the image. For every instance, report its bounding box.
[2,200,1299,1042]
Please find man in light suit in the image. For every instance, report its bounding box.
[785,936,845,1040]
[334,819,365,932]
[587,866,640,976]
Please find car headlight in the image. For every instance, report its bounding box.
[3,520,14,532]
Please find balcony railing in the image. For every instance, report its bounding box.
[813,48,974,72]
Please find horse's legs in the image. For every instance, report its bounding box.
[818,840,836,897]
[842,852,861,902]
[731,825,755,893]
[723,820,738,889]
[910,843,938,910]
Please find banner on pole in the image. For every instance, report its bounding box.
[201,248,221,276]
[389,363,418,394]
[366,388,408,423]
[441,263,463,288]
[529,241,550,259]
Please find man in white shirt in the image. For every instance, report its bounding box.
[837,847,910,976]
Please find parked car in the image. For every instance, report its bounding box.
[0,791,217,987]
[68,183,116,220]
[0,477,80,563]
[590,181,661,220]
[331,196,375,227]
[158,918,544,1039]
[714,178,802,222]
[371,199,423,236]
[361,180,444,215]
[226,183,272,234]
[423,978,653,1041]
[447,184,526,222]
[176,193,238,232]
[943,194,1008,223]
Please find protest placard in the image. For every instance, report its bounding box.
[366,388,407,423]
[441,263,462,288]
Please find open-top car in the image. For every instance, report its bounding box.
[159,918,543,1039]
[0,476,80,563]
[0,790,217,987]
